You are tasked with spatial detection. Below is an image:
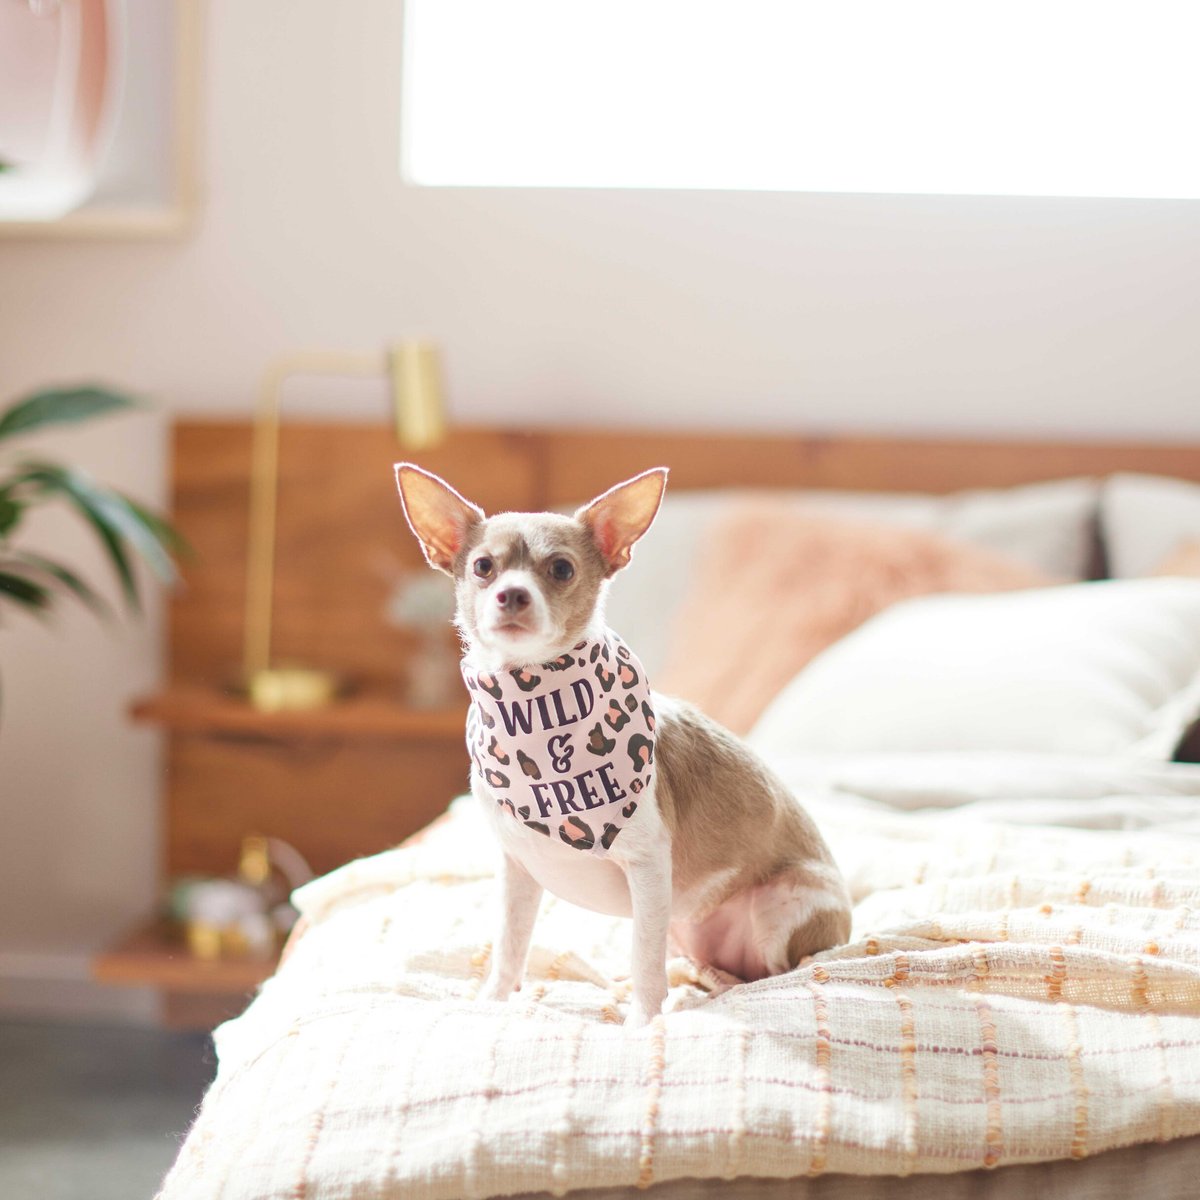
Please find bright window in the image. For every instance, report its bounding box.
[402,0,1200,199]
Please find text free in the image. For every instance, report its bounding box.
[530,762,627,818]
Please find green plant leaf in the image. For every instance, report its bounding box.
[98,493,179,586]
[0,387,143,442]
[120,494,193,560]
[11,462,165,611]
[7,551,111,618]
[0,493,21,538]
[0,568,51,611]
[69,499,140,609]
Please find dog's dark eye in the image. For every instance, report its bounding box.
[473,556,494,579]
[549,558,575,582]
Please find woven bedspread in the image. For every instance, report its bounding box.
[158,757,1200,1199]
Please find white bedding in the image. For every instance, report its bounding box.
[158,754,1200,1199]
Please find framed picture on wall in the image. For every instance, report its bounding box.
[0,0,201,238]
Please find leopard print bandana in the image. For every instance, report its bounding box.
[462,629,656,856]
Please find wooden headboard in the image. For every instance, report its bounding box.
[151,420,1197,879]
[170,420,1200,688]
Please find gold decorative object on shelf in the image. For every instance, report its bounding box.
[246,666,338,714]
[241,341,448,710]
[172,834,314,961]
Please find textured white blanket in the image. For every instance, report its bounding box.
[158,756,1200,1199]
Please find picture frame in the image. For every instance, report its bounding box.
[0,0,201,239]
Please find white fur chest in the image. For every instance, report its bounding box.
[477,782,648,912]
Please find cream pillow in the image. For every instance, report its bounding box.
[1101,473,1200,578]
[749,579,1200,759]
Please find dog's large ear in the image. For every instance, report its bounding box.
[394,463,484,574]
[575,467,668,576]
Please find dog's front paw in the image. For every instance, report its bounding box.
[619,1003,657,1032]
[624,999,664,1030]
[479,976,519,1003]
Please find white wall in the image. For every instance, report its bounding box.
[0,0,1198,1018]
[0,414,164,1024]
[2,1,1199,437]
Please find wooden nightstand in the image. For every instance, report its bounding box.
[92,682,468,1028]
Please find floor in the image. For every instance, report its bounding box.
[0,1019,215,1200]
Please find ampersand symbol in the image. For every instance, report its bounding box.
[548,733,574,774]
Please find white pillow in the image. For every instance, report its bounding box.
[749,579,1200,759]
[1101,473,1200,578]
[606,478,1098,673]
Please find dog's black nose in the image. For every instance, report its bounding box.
[496,587,530,612]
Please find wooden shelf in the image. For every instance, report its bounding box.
[92,921,278,995]
[130,683,467,741]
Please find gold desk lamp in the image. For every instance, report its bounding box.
[241,341,446,712]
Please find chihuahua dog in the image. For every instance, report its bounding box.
[395,463,851,1027]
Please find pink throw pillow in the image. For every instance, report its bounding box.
[655,501,1054,734]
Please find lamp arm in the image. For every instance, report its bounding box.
[241,352,385,683]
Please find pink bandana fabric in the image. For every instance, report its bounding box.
[463,630,656,856]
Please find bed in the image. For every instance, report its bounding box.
[155,425,1200,1198]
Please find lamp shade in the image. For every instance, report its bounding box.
[389,341,447,452]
